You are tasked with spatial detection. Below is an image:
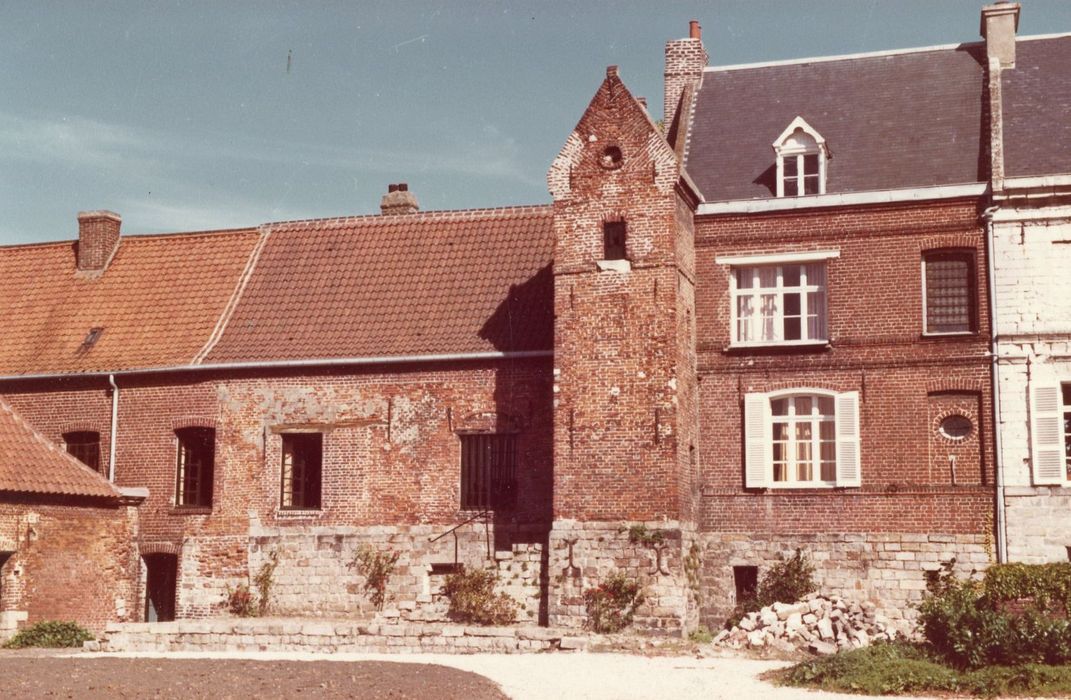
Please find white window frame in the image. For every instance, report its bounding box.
[774,117,828,198]
[1031,382,1071,485]
[745,389,861,489]
[720,251,839,348]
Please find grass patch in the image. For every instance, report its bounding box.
[776,641,1071,697]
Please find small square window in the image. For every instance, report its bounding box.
[460,433,517,510]
[281,433,322,510]
[175,427,214,507]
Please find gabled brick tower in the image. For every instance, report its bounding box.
[546,66,701,634]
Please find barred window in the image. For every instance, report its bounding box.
[460,433,517,510]
[924,251,976,334]
[63,431,101,473]
[175,427,214,507]
[281,433,322,510]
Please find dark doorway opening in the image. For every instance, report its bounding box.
[733,565,758,604]
[143,553,178,622]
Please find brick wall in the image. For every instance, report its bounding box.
[0,495,141,633]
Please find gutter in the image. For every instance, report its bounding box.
[0,350,555,384]
[982,204,1008,564]
[108,374,119,483]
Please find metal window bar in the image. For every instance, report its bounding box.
[64,432,101,473]
[176,428,214,507]
[461,434,516,510]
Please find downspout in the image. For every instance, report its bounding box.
[108,373,119,483]
[983,204,1007,563]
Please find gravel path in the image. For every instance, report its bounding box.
[73,650,940,699]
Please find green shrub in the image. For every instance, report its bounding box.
[688,625,713,644]
[919,560,1071,669]
[583,571,646,633]
[728,549,816,627]
[983,562,1071,616]
[226,582,257,617]
[355,545,400,610]
[442,567,518,625]
[4,621,94,649]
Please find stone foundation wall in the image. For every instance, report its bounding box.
[177,521,548,623]
[698,532,991,629]
[1005,486,1071,564]
[547,520,696,635]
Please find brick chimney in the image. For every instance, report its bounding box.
[379,183,419,215]
[76,210,121,272]
[663,19,708,127]
[981,1,1021,69]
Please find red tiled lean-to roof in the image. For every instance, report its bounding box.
[0,229,261,375]
[204,206,555,363]
[0,399,120,499]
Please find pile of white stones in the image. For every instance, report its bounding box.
[713,593,907,655]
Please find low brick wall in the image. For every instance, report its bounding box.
[97,618,588,654]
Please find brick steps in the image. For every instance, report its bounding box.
[96,618,589,654]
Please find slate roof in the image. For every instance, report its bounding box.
[205,206,554,363]
[0,229,260,376]
[1002,35,1071,178]
[0,205,554,376]
[687,42,990,202]
[0,399,120,499]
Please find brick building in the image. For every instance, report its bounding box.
[0,3,1066,635]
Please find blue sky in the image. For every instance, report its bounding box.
[2,1,1070,244]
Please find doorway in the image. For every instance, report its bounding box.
[143,553,177,622]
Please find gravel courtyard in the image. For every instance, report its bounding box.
[0,649,942,700]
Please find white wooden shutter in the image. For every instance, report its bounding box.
[1031,385,1065,485]
[835,391,861,487]
[744,393,771,488]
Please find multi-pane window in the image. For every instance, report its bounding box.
[175,427,214,507]
[63,431,101,473]
[281,433,322,510]
[782,153,820,196]
[603,221,627,261]
[460,433,517,510]
[733,263,828,344]
[744,390,860,489]
[771,396,836,485]
[924,251,976,334]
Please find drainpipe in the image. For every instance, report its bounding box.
[108,374,119,483]
[983,204,1007,563]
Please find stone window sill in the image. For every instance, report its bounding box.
[596,259,631,273]
[169,506,212,516]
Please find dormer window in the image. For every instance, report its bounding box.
[773,117,828,198]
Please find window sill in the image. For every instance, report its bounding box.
[275,509,323,520]
[921,331,977,339]
[596,259,631,273]
[170,506,212,516]
[724,340,830,354]
[750,483,855,491]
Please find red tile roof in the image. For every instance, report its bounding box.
[204,206,554,363]
[0,399,120,499]
[0,229,261,375]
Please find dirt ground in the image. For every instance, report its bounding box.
[1,652,508,699]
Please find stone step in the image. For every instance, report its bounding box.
[97,618,585,655]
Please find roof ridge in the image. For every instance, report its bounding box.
[264,203,553,229]
[192,226,273,364]
[704,40,981,74]
[0,227,260,252]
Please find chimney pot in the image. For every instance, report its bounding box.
[689,20,701,40]
[398,182,408,192]
[76,210,121,273]
[388,183,399,193]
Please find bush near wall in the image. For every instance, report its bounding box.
[920,561,1071,669]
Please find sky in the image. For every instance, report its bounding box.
[2,1,1070,245]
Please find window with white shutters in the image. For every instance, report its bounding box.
[744,390,861,489]
[1031,384,1069,485]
